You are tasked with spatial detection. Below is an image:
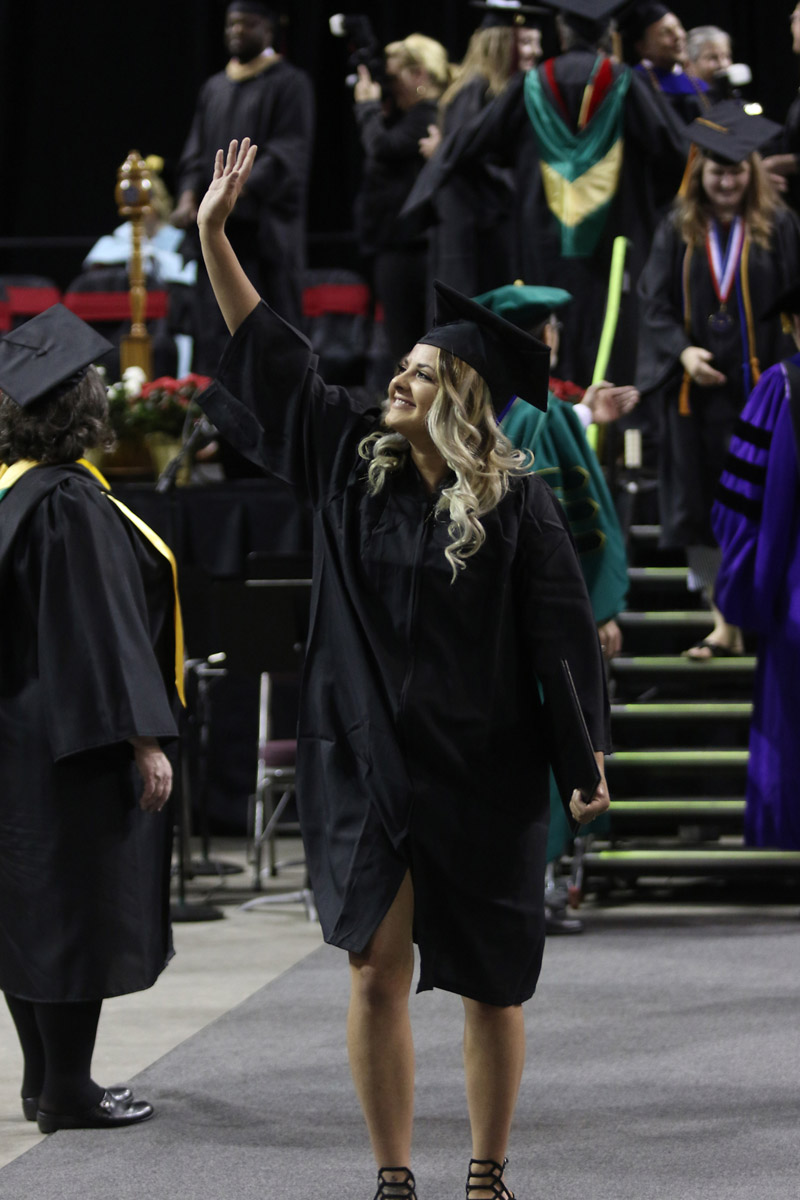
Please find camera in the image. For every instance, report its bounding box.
[329,12,386,89]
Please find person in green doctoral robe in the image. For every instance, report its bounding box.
[477,282,634,931]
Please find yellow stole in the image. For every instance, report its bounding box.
[0,458,185,705]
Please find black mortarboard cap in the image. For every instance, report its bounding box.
[0,304,112,409]
[688,100,783,165]
[226,1,275,16]
[470,1,549,28]
[537,0,629,23]
[617,1,669,43]
[418,280,551,412]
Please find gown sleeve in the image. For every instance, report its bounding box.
[243,68,315,217]
[636,215,690,396]
[198,300,378,503]
[514,474,610,752]
[399,74,526,236]
[21,478,179,762]
[712,363,799,632]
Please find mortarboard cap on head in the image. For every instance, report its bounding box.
[418,280,551,412]
[225,1,276,17]
[0,304,112,409]
[474,281,573,329]
[617,1,670,43]
[470,1,549,28]
[537,0,629,25]
[688,100,783,165]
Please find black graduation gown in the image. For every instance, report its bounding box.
[177,60,315,365]
[401,52,688,385]
[199,301,608,1006]
[636,210,800,547]
[0,464,178,1002]
[426,77,516,303]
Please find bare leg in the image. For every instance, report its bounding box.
[462,997,525,1198]
[685,601,744,658]
[347,871,416,1178]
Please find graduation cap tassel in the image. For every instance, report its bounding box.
[114,151,154,380]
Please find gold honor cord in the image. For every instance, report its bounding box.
[77,460,186,707]
[1,458,185,705]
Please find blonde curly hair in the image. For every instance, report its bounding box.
[358,349,532,581]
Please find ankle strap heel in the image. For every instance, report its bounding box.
[374,1167,417,1199]
[466,1158,515,1200]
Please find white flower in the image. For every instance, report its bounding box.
[121,365,146,398]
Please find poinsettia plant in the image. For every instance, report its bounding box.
[106,367,211,439]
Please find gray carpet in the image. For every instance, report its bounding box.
[1,912,799,1200]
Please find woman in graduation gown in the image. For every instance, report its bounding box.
[197,141,610,1200]
[636,101,800,657]
[0,306,180,1131]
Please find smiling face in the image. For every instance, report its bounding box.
[691,35,732,82]
[638,12,686,70]
[383,344,440,444]
[701,157,752,221]
[515,27,542,71]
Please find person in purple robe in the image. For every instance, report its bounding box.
[711,283,800,850]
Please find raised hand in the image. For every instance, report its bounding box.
[197,138,258,233]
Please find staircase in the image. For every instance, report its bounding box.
[579,525,800,892]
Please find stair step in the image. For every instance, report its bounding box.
[583,848,800,875]
[618,611,714,627]
[628,566,689,584]
[628,524,662,540]
[608,749,748,768]
[610,702,752,719]
[610,799,745,816]
[612,655,756,673]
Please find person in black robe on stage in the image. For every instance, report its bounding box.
[636,103,800,658]
[196,140,610,1200]
[418,3,544,302]
[401,0,688,387]
[171,1,314,369]
[0,307,181,1132]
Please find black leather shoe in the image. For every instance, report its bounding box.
[23,1086,132,1123]
[37,1090,153,1133]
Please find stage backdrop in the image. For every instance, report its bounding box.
[0,0,796,286]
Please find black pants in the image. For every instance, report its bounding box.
[4,992,104,1113]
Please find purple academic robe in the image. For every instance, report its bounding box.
[712,354,800,849]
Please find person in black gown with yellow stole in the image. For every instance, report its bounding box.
[196,140,610,1200]
[0,306,181,1132]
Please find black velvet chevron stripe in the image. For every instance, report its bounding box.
[733,417,772,451]
[722,451,767,487]
[715,481,763,521]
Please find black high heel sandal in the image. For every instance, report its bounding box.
[374,1167,417,1199]
[466,1158,515,1200]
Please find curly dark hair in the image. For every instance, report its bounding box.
[0,367,114,465]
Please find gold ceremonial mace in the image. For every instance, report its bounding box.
[115,150,154,379]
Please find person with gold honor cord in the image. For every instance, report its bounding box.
[477,281,631,931]
[0,306,183,1132]
[196,139,610,1200]
[636,102,800,659]
[711,282,800,851]
[401,0,689,388]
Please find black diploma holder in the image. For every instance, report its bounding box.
[543,659,602,836]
